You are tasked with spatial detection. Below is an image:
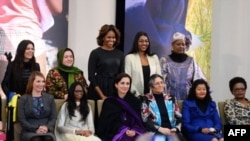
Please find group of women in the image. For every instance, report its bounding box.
[0,24,225,141]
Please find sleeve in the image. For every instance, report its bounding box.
[45,69,66,99]
[1,63,12,97]
[119,53,125,73]
[153,55,162,76]
[35,63,41,71]
[125,55,140,96]
[211,102,222,131]
[56,102,75,134]
[193,59,206,81]
[86,104,95,134]
[88,50,98,87]
[46,95,57,132]
[181,100,201,133]
[18,96,39,132]
[96,99,123,139]
[224,100,243,125]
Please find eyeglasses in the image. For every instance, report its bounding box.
[233,88,246,92]
[74,90,83,93]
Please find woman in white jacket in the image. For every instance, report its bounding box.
[125,31,162,96]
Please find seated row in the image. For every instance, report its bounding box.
[17,71,224,141]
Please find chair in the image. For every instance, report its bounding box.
[177,100,183,112]
[217,101,228,125]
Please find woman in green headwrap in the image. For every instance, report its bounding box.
[46,48,88,99]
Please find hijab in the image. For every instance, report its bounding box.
[56,48,83,88]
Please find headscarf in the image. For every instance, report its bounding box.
[56,48,83,88]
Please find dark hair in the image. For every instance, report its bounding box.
[185,35,192,51]
[67,82,89,121]
[229,77,247,92]
[13,40,37,74]
[26,71,45,94]
[96,24,121,47]
[187,79,212,102]
[148,74,164,88]
[128,31,154,56]
[113,73,134,97]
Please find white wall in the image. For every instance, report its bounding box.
[211,0,250,102]
[68,0,116,84]
[69,0,250,102]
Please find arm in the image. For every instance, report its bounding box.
[46,95,57,132]
[193,59,206,81]
[56,102,75,134]
[153,55,162,75]
[85,104,95,134]
[88,50,105,99]
[18,96,39,132]
[46,0,63,14]
[125,55,140,96]
[182,100,201,133]
[45,69,67,99]
[1,63,12,97]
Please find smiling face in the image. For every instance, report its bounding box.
[32,75,45,93]
[62,50,74,67]
[195,84,207,100]
[232,83,246,100]
[150,77,165,94]
[138,35,149,53]
[172,39,186,54]
[115,77,130,98]
[74,84,84,101]
[24,43,34,62]
[103,30,116,49]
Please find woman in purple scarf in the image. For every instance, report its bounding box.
[96,73,147,141]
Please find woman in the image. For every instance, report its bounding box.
[182,79,224,141]
[18,71,56,141]
[46,48,88,99]
[161,32,206,100]
[87,24,124,100]
[141,74,184,141]
[224,77,250,125]
[97,73,146,141]
[125,31,162,96]
[2,39,40,97]
[56,82,101,141]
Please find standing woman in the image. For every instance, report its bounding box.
[161,32,206,100]
[2,39,40,97]
[18,71,56,141]
[87,24,124,100]
[55,82,101,141]
[125,31,162,96]
[46,48,88,99]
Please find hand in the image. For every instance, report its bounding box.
[64,94,68,100]
[75,130,92,137]
[36,125,48,134]
[126,129,136,137]
[170,128,177,133]
[201,128,211,134]
[158,127,173,136]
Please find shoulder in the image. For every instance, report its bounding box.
[42,92,55,100]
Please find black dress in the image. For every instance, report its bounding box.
[87,47,124,100]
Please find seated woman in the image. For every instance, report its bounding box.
[141,74,184,141]
[46,48,88,99]
[182,79,224,141]
[56,82,101,141]
[18,71,56,141]
[97,73,146,141]
[224,76,250,125]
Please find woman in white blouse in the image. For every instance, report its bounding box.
[125,31,162,96]
[55,82,101,141]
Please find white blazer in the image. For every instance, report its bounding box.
[125,53,162,96]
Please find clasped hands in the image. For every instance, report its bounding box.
[75,130,92,137]
[36,125,48,134]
